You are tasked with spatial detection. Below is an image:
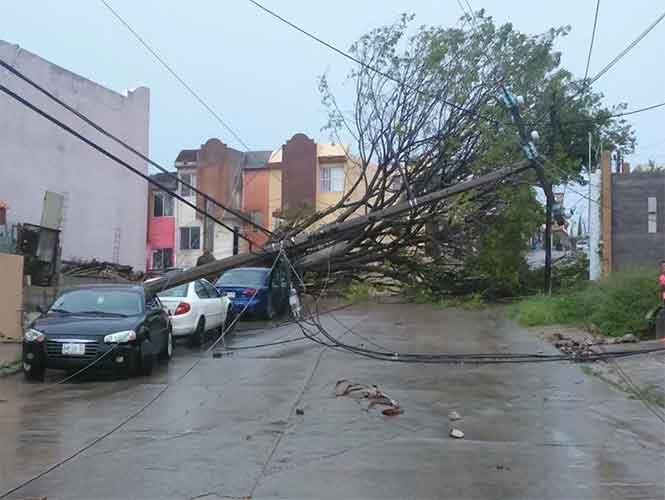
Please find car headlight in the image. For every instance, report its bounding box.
[24,328,45,342]
[103,330,137,344]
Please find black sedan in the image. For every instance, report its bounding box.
[23,284,173,380]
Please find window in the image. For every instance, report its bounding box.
[195,280,210,299]
[320,166,345,193]
[50,289,142,316]
[152,248,173,269]
[248,211,263,233]
[180,173,196,197]
[146,296,160,311]
[158,283,189,298]
[202,280,219,298]
[648,197,658,234]
[217,269,268,287]
[180,226,201,250]
[153,192,174,217]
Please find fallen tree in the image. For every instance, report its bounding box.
[150,13,634,296]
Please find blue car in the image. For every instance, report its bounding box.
[215,266,289,320]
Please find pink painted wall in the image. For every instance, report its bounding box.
[148,217,175,249]
[147,217,175,268]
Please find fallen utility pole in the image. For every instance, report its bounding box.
[144,161,529,294]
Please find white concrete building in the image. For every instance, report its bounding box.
[0,40,150,270]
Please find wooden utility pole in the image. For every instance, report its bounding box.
[501,90,555,294]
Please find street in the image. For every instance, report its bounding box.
[1,302,663,499]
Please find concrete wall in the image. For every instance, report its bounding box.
[0,253,23,341]
[0,40,150,271]
[612,172,665,272]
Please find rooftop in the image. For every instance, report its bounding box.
[268,142,351,164]
[175,149,198,166]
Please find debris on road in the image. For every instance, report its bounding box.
[448,410,462,421]
[549,331,642,358]
[335,379,403,416]
[618,333,638,343]
[295,408,304,415]
[61,260,141,281]
[450,428,465,439]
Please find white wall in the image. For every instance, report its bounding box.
[589,171,602,281]
[174,181,202,269]
[174,183,236,268]
[0,40,149,270]
[213,225,235,261]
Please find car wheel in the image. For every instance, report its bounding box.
[189,317,206,347]
[159,330,174,361]
[24,361,45,381]
[138,340,154,376]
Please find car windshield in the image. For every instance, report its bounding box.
[49,289,142,317]
[217,269,267,287]
[158,284,189,298]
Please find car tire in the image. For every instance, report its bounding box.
[189,317,206,347]
[24,361,45,381]
[159,330,174,361]
[139,340,154,376]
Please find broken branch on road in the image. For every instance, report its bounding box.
[335,379,404,416]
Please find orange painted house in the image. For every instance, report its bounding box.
[242,165,271,249]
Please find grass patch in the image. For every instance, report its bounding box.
[509,270,660,337]
[342,281,373,304]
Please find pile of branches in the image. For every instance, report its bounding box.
[61,260,141,281]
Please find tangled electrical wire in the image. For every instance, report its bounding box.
[264,251,665,365]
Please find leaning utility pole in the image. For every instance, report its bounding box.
[501,90,556,294]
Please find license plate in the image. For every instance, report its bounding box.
[62,343,86,356]
[225,292,236,298]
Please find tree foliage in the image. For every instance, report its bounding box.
[284,11,636,296]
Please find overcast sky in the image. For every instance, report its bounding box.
[1,0,663,216]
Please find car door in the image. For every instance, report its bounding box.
[203,280,227,327]
[194,280,217,329]
[155,296,170,339]
[145,295,165,353]
[271,265,288,314]
[278,263,290,313]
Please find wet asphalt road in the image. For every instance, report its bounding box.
[0,303,664,499]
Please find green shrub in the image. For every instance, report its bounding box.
[342,281,372,304]
[586,271,658,337]
[508,295,559,326]
[510,270,660,337]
